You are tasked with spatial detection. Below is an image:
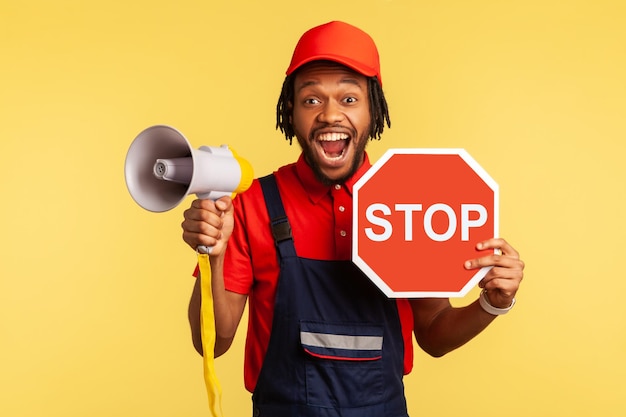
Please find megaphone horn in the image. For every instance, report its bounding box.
[124,125,254,212]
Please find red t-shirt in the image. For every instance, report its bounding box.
[208,153,414,392]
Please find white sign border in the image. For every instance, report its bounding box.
[353,148,500,298]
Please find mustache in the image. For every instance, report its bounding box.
[308,125,356,141]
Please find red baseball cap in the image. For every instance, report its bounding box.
[286,21,382,86]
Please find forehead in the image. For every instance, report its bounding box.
[293,61,368,91]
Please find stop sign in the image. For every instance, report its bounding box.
[353,148,499,298]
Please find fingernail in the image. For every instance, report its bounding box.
[464,261,472,269]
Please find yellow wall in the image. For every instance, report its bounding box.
[1,1,624,416]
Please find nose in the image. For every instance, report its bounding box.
[317,100,345,124]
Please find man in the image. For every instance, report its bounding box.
[182,21,524,417]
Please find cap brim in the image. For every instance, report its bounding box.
[286,54,378,79]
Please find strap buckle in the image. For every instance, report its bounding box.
[271,216,293,243]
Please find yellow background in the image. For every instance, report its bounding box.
[1,1,624,416]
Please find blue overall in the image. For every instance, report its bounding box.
[251,175,409,417]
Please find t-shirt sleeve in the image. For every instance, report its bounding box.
[222,188,258,295]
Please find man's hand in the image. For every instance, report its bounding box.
[464,238,525,309]
[181,196,234,256]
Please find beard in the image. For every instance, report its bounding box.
[300,129,370,186]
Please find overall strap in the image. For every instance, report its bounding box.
[259,174,297,259]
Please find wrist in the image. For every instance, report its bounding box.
[479,289,515,315]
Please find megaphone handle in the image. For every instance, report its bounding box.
[197,245,213,254]
[194,192,228,255]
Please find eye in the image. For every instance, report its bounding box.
[343,96,358,104]
[304,97,321,105]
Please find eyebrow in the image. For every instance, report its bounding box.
[296,77,364,93]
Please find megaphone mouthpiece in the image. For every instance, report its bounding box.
[153,157,193,184]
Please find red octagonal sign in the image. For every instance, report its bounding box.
[353,149,499,298]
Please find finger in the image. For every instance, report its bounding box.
[182,230,220,250]
[478,260,524,295]
[183,205,225,226]
[181,216,224,238]
[465,252,525,272]
[214,196,233,212]
[482,282,520,300]
[479,277,519,295]
[477,238,520,259]
[464,252,502,270]
[191,198,217,210]
[480,262,524,282]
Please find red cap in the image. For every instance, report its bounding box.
[286,21,382,86]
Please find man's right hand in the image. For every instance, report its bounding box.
[181,196,234,256]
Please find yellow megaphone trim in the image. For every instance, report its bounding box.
[228,147,254,196]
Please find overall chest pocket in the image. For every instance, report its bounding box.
[300,321,384,408]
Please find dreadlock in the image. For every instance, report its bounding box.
[276,72,391,145]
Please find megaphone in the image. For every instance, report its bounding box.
[124,125,254,212]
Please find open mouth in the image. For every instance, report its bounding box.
[318,132,350,161]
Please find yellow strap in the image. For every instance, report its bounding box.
[198,253,224,417]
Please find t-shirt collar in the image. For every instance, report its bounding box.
[295,153,372,204]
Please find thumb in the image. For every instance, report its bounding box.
[214,196,232,212]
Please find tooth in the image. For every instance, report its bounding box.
[319,133,348,141]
